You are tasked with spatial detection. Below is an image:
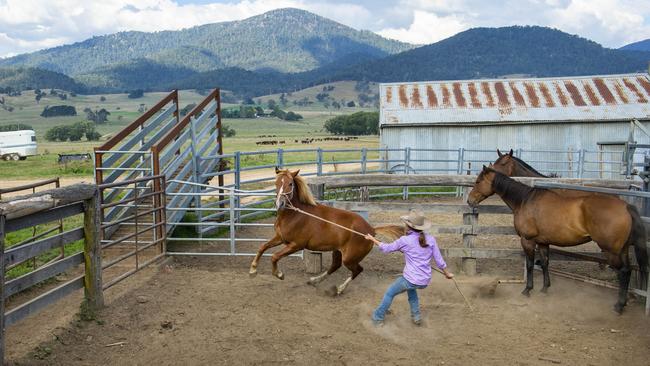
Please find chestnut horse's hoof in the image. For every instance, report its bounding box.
[521,288,531,297]
[275,271,285,280]
[249,269,257,278]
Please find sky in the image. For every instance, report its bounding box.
[0,0,649,58]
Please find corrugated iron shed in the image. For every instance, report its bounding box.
[380,73,650,125]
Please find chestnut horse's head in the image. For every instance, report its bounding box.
[492,149,515,176]
[467,165,497,208]
[274,167,317,210]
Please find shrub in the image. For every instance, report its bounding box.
[86,131,102,141]
[284,111,303,121]
[222,125,236,137]
[45,121,99,141]
[0,123,33,132]
[40,105,77,117]
[127,89,144,99]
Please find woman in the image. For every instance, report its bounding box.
[365,209,453,326]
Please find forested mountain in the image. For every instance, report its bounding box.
[620,39,650,52]
[0,8,412,75]
[330,26,650,82]
[0,67,85,93]
[166,26,650,96]
[2,22,649,98]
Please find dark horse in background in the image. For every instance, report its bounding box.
[249,168,402,296]
[493,149,559,178]
[468,165,648,313]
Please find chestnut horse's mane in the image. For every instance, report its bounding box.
[279,170,317,206]
[295,174,317,206]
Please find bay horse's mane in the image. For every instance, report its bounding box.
[509,155,548,178]
[489,168,537,206]
[278,169,317,206]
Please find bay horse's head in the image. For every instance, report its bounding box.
[493,149,515,176]
[467,165,497,208]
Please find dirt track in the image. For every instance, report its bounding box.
[6,254,650,366]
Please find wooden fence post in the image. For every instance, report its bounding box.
[461,210,478,276]
[83,189,104,313]
[304,183,325,274]
[0,215,6,363]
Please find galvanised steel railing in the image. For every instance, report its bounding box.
[165,179,301,258]
[176,146,648,240]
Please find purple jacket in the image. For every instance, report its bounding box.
[379,231,447,286]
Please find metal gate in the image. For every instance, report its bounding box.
[98,175,167,288]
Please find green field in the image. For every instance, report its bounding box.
[0,87,379,180]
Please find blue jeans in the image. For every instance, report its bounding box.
[373,276,427,322]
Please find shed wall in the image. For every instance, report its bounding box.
[379,121,650,178]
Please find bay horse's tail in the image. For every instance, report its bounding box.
[627,204,648,290]
[373,225,405,242]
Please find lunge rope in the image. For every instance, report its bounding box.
[278,198,475,312]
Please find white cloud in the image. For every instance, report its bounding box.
[377,10,468,44]
[547,0,650,46]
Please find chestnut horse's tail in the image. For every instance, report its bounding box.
[373,225,404,242]
[627,204,648,290]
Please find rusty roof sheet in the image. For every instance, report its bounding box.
[380,73,650,125]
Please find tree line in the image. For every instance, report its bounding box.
[324,111,378,135]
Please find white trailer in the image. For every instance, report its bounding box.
[0,130,38,161]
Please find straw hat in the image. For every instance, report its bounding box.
[400,209,431,231]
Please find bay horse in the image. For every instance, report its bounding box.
[493,149,552,178]
[468,166,648,313]
[249,168,402,296]
[492,149,608,268]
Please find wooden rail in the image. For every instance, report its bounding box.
[0,178,60,198]
[308,174,632,189]
[0,183,104,362]
[309,176,646,274]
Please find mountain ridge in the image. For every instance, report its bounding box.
[1,16,649,98]
[0,8,413,75]
[620,39,650,52]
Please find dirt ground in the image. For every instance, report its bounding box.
[4,193,648,365]
[5,251,650,366]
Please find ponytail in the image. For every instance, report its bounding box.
[418,231,428,248]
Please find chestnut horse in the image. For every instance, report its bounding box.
[468,166,648,313]
[249,168,402,295]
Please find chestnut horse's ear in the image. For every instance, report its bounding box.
[275,166,281,174]
[488,163,493,168]
[482,164,487,171]
[497,148,503,157]
[508,149,514,156]
[291,169,300,177]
